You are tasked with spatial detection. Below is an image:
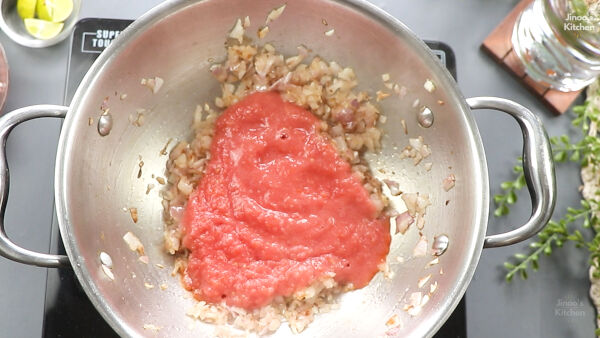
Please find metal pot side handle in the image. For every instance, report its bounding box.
[467,97,557,248]
[0,105,70,268]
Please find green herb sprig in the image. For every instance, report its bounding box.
[493,158,524,217]
[504,200,593,282]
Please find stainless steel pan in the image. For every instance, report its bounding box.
[0,0,556,337]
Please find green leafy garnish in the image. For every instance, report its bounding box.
[493,158,524,217]
[504,200,596,281]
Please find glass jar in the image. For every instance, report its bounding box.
[512,0,600,91]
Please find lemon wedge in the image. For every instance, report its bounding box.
[36,0,73,23]
[24,18,63,39]
[16,0,37,19]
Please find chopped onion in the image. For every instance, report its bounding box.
[297,44,309,58]
[424,79,436,92]
[100,96,109,111]
[169,206,185,222]
[257,25,269,39]
[332,106,356,124]
[139,255,149,264]
[401,136,432,166]
[255,54,278,77]
[418,274,432,288]
[383,179,401,196]
[415,193,431,215]
[177,177,193,196]
[402,192,430,217]
[229,18,245,43]
[143,324,161,332]
[132,111,145,127]
[415,214,425,230]
[424,162,433,171]
[263,43,275,53]
[386,314,401,328]
[408,292,422,308]
[407,307,420,316]
[338,67,355,81]
[404,291,429,316]
[409,136,423,150]
[419,144,432,159]
[129,207,138,223]
[209,64,227,82]
[144,282,154,289]
[394,84,408,97]
[421,294,430,306]
[413,235,428,257]
[401,193,418,216]
[171,259,186,277]
[164,229,181,255]
[381,73,391,82]
[404,292,423,316]
[123,231,145,256]
[140,77,164,94]
[378,261,394,279]
[443,174,456,192]
[285,45,308,69]
[427,257,440,267]
[376,90,390,101]
[395,211,414,235]
[333,136,349,154]
[267,72,292,91]
[266,4,286,23]
[324,28,335,36]
[153,77,164,94]
[430,281,438,293]
[385,325,402,337]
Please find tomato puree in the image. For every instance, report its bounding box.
[182,91,390,309]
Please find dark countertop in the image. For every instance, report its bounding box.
[0,0,592,336]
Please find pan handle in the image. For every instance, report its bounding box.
[0,105,70,268]
[467,97,556,248]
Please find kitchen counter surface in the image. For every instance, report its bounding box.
[0,0,592,336]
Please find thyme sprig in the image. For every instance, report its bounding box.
[493,158,524,217]
[504,201,593,282]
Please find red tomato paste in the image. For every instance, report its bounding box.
[182,91,390,309]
